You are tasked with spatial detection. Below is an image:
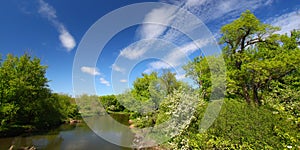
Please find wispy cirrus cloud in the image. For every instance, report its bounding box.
[137,5,176,39]
[119,40,155,60]
[100,78,110,86]
[131,0,273,54]
[180,0,274,23]
[80,66,101,76]
[267,10,300,35]
[117,0,274,80]
[144,61,172,74]
[180,39,211,54]
[143,39,211,73]
[185,0,206,7]
[111,64,126,73]
[37,0,76,51]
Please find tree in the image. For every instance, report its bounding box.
[219,10,278,103]
[160,70,181,95]
[183,56,211,100]
[161,11,300,149]
[132,72,159,101]
[0,53,79,130]
[220,10,279,66]
[0,54,51,126]
[131,71,181,109]
[219,10,300,104]
[183,55,225,101]
[99,95,124,112]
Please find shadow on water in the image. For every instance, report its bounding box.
[109,113,130,126]
[0,114,132,150]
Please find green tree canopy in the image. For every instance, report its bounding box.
[0,53,79,132]
[219,10,300,104]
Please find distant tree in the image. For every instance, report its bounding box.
[76,94,103,117]
[160,70,181,95]
[183,56,211,100]
[99,95,124,112]
[132,72,159,101]
[183,55,225,101]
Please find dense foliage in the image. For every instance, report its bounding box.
[220,10,300,105]
[99,94,125,112]
[116,70,182,127]
[169,100,299,149]
[167,10,300,149]
[0,54,79,136]
[108,10,299,149]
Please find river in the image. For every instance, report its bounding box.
[0,114,134,150]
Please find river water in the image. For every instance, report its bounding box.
[0,114,134,150]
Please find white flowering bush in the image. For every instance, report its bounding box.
[138,86,205,145]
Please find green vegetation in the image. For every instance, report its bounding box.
[101,10,300,149]
[0,10,299,149]
[169,100,299,149]
[99,94,125,112]
[166,10,300,149]
[0,54,79,137]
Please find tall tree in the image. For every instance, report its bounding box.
[0,54,75,128]
[219,10,300,104]
[183,56,211,100]
[183,55,225,101]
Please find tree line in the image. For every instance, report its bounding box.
[0,54,79,137]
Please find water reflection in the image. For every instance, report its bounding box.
[0,115,132,150]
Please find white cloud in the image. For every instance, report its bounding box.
[37,0,76,51]
[150,61,172,69]
[144,61,172,74]
[185,0,206,7]
[120,79,128,83]
[100,78,111,86]
[165,39,210,66]
[180,39,210,54]
[138,5,176,39]
[168,0,274,24]
[265,0,274,5]
[137,0,272,52]
[37,0,57,19]
[134,0,272,76]
[80,66,101,76]
[268,10,300,35]
[111,64,125,73]
[120,43,148,60]
[80,66,111,86]
[143,39,210,73]
[137,0,274,45]
[59,28,76,51]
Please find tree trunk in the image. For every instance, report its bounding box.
[243,85,251,104]
[253,85,259,105]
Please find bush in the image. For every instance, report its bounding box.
[168,99,300,149]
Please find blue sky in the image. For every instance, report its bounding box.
[0,0,299,96]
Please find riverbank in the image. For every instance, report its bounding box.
[107,110,131,115]
[0,125,33,138]
[0,118,82,138]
